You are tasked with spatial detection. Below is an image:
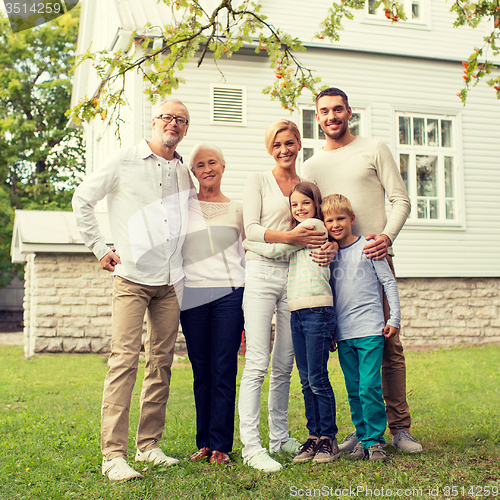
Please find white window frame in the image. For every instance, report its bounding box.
[298,104,370,172]
[394,110,465,228]
[210,84,247,126]
[364,0,430,28]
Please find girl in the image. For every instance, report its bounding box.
[244,181,340,464]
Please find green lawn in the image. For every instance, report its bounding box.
[0,345,499,499]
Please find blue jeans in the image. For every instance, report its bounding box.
[291,306,338,438]
[180,287,244,452]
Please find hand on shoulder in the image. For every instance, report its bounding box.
[363,233,390,260]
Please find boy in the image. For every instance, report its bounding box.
[321,194,401,462]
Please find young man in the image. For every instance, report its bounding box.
[72,99,195,480]
[302,88,422,453]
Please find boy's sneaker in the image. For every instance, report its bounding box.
[392,430,423,453]
[313,436,341,463]
[278,438,301,455]
[368,444,389,462]
[245,450,282,472]
[293,436,319,463]
[348,443,368,460]
[102,457,142,481]
[338,431,358,453]
[135,447,179,466]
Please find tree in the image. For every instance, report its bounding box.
[69,0,500,127]
[0,7,85,287]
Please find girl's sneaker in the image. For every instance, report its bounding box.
[293,436,319,463]
[313,436,341,463]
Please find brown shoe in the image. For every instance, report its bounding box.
[293,436,319,463]
[190,447,211,462]
[210,451,230,465]
[313,437,341,463]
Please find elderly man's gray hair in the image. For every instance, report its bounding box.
[153,98,190,123]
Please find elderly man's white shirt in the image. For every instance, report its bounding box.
[72,140,195,286]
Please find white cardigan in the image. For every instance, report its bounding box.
[242,170,295,263]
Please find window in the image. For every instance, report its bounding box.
[210,84,246,126]
[300,107,366,163]
[396,112,461,225]
[366,0,426,24]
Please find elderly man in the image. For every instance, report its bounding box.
[303,87,422,455]
[72,99,194,481]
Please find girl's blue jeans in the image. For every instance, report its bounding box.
[290,306,338,438]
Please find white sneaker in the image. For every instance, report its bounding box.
[392,430,423,453]
[245,450,282,472]
[102,457,142,481]
[135,447,180,466]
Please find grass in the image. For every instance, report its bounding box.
[0,344,499,499]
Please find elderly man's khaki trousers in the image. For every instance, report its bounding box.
[101,276,181,460]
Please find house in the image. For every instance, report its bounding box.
[13,0,500,355]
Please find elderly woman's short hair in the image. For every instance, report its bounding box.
[189,143,226,172]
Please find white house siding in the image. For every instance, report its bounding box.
[260,0,500,65]
[73,0,122,112]
[80,45,500,279]
[135,49,500,279]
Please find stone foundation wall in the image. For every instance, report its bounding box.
[23,253,113,356]
[398,277,500,347]
[23,253,187,357]
[22,253,500,356]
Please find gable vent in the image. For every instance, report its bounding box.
[211,85,246,126]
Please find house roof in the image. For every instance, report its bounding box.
[11,210,113,263]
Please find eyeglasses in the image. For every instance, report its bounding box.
[155,114,189,126]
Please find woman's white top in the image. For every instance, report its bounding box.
[243,170,295,263]
[182,198,246,288]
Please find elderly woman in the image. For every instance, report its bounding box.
[238,119,330,472]
[180,143,245,465]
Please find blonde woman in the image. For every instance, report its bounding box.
[238,120,332,472]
